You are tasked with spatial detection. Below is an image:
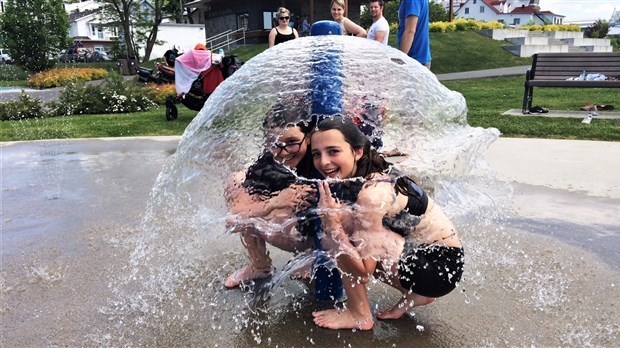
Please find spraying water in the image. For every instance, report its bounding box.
[2,35,618,347]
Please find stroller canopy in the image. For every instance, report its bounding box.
[175,49,212,95]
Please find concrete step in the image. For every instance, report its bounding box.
[503,44,569,57]
[543,31,584,39]
[561,37,611,46]
[578,45,614,52]
[506,36,549,45]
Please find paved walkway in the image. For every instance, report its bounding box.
[436,65,530,81]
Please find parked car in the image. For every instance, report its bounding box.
[91,50,112,62]
[0,48,13,64]
[59,47,92,63]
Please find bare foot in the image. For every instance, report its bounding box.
[312,308,374,330]
[377,294,435,320]
[224,265,273,289]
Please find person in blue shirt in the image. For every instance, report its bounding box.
[397,0,431,68]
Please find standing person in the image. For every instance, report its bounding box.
[301,15,311,36]
[397,0,431,68]
[330,0,367,37]
[309,117,463,330]
[269,7,299,47]
[366,0,389,45]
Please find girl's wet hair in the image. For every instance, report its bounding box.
[314,116,390,178]
[262,95,312,131]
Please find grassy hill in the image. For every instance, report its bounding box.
[230,31,532,74]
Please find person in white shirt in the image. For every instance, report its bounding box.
[367,0,389,44]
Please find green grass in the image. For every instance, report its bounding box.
[228,43,269,63]
[387,31,532,73]
[444,76,620,141]
[0,80,28,87]
[0,105,196,142]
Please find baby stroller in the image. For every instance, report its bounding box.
[165,48,243,120]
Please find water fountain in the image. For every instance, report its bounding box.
[1,34,618,347]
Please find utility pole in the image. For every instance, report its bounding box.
[449,0,454,21]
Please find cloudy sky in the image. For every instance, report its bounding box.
[541,0,618,22]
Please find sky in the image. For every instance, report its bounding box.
[541,0,619,22]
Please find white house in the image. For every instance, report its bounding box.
[63,0,206,60]
[455,0,564,26]
[65,0,117,53]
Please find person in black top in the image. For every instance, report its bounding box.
[269,7,299,47]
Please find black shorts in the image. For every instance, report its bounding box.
[398,243,464,298]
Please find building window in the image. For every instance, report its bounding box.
[263,11,277,30]
[473,0,477,3]
[498,19,504,24]
[480,6,484,13]
[465,8,469,15]
[513,18,520,25]
[237,12,248,31]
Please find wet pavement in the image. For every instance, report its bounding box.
[1,137,619,346]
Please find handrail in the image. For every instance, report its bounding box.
[206,27,246,52]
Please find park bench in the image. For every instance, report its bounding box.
[522,52,620,113]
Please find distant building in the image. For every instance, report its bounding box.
[184,0,365,43]
[611,8,620,26]
[453,0,564,26]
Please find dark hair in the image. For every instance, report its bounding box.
[314,116,390,178]
[369,0,385,8]
[262,95,312,131]
[163,49,177,66]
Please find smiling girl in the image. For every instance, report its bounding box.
[310,117,464,330]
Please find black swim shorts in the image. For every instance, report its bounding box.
[398,243,464,298]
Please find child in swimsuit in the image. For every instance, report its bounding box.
[309,116,463,330]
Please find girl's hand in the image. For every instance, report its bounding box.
[317,180,342,227]
[269,184,316,213]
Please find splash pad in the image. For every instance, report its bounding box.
[1,35,619,346]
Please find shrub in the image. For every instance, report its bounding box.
[0,92,46,120]
[454,18,482,31]
[143,83,176,105]
[48,73,156,116]
[29,68,108,88]
[518,24,580,32]
[0,65,29,81]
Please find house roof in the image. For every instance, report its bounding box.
[456,0,502,15]
[69,9,98,22]
[510,6,561,16]
[482,0,502,14]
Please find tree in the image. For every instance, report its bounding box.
[99,0,169,62]
[585,19,610,39]
[429,0,449,23]
[0,0,71,72]
[99,0,141,60]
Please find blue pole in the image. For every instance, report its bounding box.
[309,21,345,301]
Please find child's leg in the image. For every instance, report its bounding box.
[312,274,374,330]
[224,232,273,288]
[375,263,435,320]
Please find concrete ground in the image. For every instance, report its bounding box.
[2,136,619,347]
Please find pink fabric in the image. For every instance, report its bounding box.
[175,49,212,95]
